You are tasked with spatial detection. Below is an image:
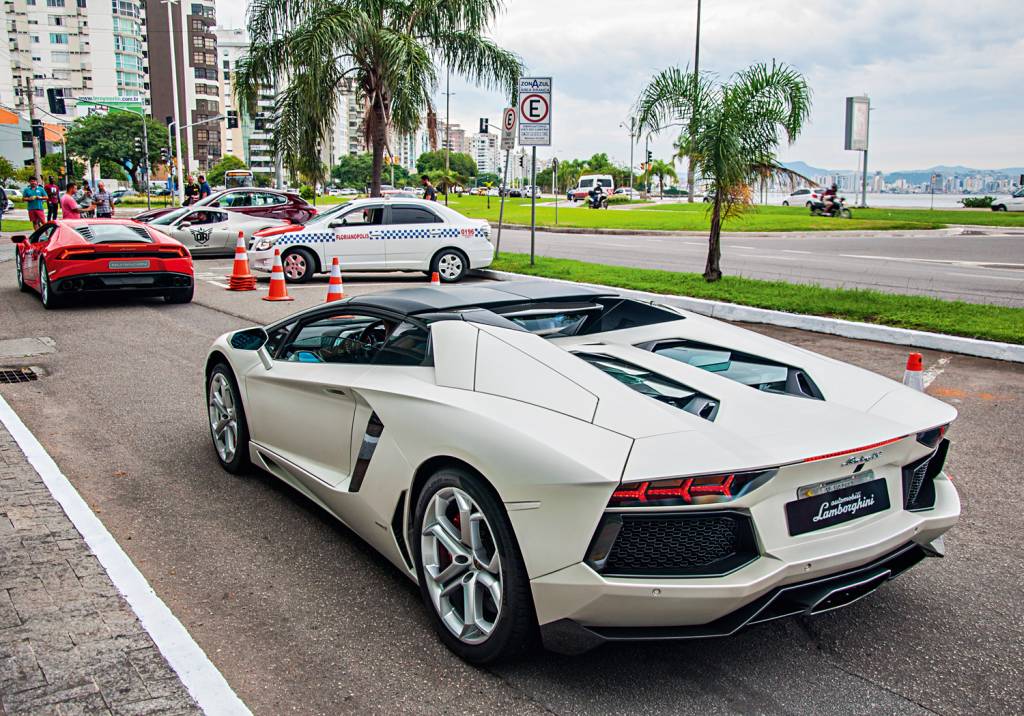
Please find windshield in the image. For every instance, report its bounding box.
[148,207,192,226]
[652,344,790,389]
[304,202,351,227]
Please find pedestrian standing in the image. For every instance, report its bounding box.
[420,175,438,202]
[198,174,212,200]
[24,177,48,229]
[79,186,95,218]
[44,176,60,221]
[61,183,82,219]
[93,181,114,219]
[183,175,200,205]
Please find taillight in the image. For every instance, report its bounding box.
[158,246,190,258]
[916,424,948,449]
[609,469,778,507]
[55,247,95,260]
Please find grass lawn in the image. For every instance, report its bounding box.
[2,220,35,233]
[444,196,940,232]
[490,252,1024,345]
[637,201,1024,228]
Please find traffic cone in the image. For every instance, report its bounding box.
[226,231,256,291]
[262,249,293,302]
[430,271,441,286]
[903,353,924,391]
[325,257,344,302]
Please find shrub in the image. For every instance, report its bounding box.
[299,184,315,200]
[960,196,994,208]
[606,194,633,205]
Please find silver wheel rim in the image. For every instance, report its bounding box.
[437,253,463,281]
[420,486,502,645]
[282,253,306,280]
[16,256,23,287]
[39,264,48,303]
[208,373,238,463]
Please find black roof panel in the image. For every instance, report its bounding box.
[347,280,616,315]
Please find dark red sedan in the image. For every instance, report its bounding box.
[13,219,194,309]
[133,188,316,224]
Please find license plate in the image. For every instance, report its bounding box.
[109,260,150,269]
[785,477,890,536]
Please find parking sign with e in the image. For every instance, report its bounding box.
[500,107,516,151]
[517,77,551,146]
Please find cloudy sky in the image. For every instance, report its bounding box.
[216,0,1021,172]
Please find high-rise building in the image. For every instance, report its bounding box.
[216,26,275,178]
[469,132,499,175]
[440,122,467,154]
[145,0,222,172]
[0,0,148,167]
[329,78,365,164]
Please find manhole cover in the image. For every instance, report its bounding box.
[0,367,39,384]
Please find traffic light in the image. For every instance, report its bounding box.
[227,110,238,129]
[646,149,652,164]
[46,88,66,115]
[479,117,488,134]
[159,147,170,163]
[31,119,46,157]
[518,154,524,168]
[133,136,143,153]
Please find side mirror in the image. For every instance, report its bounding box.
[329,220,346,228]
[178,221,192,228]
[10,234,27,243]
[230,327,269,350]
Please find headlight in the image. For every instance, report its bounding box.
[253,237,278,251]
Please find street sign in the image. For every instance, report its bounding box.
[500,107,516,151]
[517,77,551,146]
[844,96,870,151]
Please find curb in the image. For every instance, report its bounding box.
[480,270,1024,364]
[496,223,963,239]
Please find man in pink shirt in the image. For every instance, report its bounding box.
[60,183,81,219]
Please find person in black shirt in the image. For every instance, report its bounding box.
[420,174,437,201]
[183,175,201,205]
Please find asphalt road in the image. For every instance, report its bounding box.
[497,226,1024,306]
[1,259,1022,715]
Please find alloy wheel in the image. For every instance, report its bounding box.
[437,252,464,281]
[208,373,238,463]
[282,252,307,280]
[39,263,49,304]
[15,255,23,288]
[420,486,502,645]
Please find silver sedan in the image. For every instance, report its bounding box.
[145,206,289,257]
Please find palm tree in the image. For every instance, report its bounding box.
[648,159,678,200]
[235,0,522,197]
[635,61,811,281]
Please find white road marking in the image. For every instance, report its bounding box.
[208,280,230,288]
[923,357,951,389]
[0,396,251,716]
[782,249,812,254]
[733,245,757,250]
[841,254,1024,270]
[947,272,1023,282]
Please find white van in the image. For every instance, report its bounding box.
[570,174,614,201]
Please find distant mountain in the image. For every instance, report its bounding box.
[782,161,830,178]
[783,161,1023,183]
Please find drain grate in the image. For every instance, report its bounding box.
[0,367,39,384]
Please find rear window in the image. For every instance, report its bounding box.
[578,178,594,189]
[75,224,153,243]
[390,206,440,225]
[577,353,719,421]
[493,299,683,338]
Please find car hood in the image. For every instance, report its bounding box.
[133,207,176,222]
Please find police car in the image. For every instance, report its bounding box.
[248,198,493,283]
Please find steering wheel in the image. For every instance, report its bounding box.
[357,321,391,358]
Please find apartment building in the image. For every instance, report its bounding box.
[145,0,221,172]
[216,25,275,178]
[469,131,500,175]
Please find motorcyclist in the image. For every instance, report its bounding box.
[588,183,605,208]
[822,184,839,215]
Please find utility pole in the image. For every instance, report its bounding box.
[164,0,185,204]
[444,65,451,206]
[686,0,702,202]
[24,75,43,180]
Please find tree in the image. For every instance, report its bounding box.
[0,156,18,183]
[648,159,678,199]
[635,62,811,281]
[331,153,373,188]
[416,150,477,180]
[65,112,171,191]
[236,0,520,198]
[207,155,248,186]
[427,168,466,196]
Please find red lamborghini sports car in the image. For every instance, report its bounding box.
[12,219,194,309]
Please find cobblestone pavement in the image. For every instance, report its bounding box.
[0,424,200,715]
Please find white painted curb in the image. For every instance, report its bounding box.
[0,395,251,716]
[482,270,1024,363]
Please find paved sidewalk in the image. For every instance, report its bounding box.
[0,424,200,715]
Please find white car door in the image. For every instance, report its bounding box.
[173,209,232,255]
[1010,189,1024,211]
[321,203,388,269]
[383,203,447,270]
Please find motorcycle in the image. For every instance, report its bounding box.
[588,191,609,209]
[809,196,852,218]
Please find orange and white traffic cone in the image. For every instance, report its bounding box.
[226,231,256,291]
[903,352,924,391]
[430,271,441,286]
[262,249,293,302]
[325,257,344,302]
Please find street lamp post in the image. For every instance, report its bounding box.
[169,114,225,204]
[685,0,702,202]
[76,99,152,209]
[163,0,185,206]
[620,118,635,191]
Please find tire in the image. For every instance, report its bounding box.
[206,363,252,474]
[38,259,61,309]
[839,208,852,219]
[782,201,789,206]
[413,467,538,664]
[805,201,813,208]
[164,284,194,303]
[431,248,468,283]
[993,205,1007,212]
[281,247,317,283]
[16,253,28,292]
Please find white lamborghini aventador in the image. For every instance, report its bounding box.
[204,281,959,663]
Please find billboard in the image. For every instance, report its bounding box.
[845,96,869,151]
[74,96,145,118]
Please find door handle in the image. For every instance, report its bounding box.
[428,229,443,237]
[324,388,347,397]
[368,230,383,239]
